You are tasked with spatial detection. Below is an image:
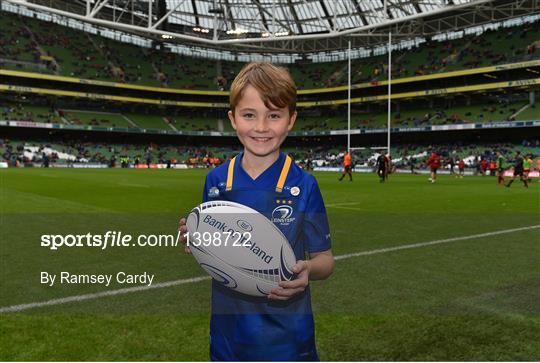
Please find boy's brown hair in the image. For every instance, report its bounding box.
[229,62,296,115]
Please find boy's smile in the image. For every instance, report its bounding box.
[228,85,296,162]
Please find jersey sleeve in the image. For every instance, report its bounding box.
[202,176,209,203]
[202,172,218,203]
[302,177,332,253]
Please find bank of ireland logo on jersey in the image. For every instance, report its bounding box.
[272,205,295,226]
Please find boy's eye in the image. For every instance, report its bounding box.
[242,113,255,119]
[268,113,282,119]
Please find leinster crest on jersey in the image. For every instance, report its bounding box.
[271,205,295,226]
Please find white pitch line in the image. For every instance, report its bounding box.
[0,276,210,314]
[118,183,150,188]
[334,224,540,260]
[327,206,364,211]
[325,202,362,207]
[1,224,539,313]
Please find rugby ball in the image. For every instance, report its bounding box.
[186,201,296,297]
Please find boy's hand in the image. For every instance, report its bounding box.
[268,260,310,300]
[178,217,191,254]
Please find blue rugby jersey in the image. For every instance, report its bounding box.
[201,152,332,361]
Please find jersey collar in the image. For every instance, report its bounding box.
[226,152,292,192]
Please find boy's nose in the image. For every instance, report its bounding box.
[253,118,269,132]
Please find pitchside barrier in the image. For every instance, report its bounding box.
[3,163,539,177]
[10,162,205,169]
[503,170,540,177]
[314,166,540,178]
[46,163,108,169]
[2,120,539,138]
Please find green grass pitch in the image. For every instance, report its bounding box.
[0,168,539,360]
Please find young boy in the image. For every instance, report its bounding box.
[179,62,334,361]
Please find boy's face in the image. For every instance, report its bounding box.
[228,85,296,158]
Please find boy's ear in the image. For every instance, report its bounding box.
[228,110,237,130]
[287,111,297,132]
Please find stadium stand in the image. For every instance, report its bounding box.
[1,104,62,124]
[123,113,172,131]
[0,12,46,73]
[0,10,538,90]
[443,24,539,71]
[96,37,160,86]
[288,96,538,131]
[62,110,133,128]
[152,52,221,89]
[1,94,537,131]
[2,136,537,170]
[0,8,538,173]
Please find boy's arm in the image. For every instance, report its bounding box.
[268,176,333,300]
[268,251,333,300]
[307,249,334,281]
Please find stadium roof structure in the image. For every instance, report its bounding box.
[3,0,540,54]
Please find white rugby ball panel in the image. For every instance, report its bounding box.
[186,201,296,297]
